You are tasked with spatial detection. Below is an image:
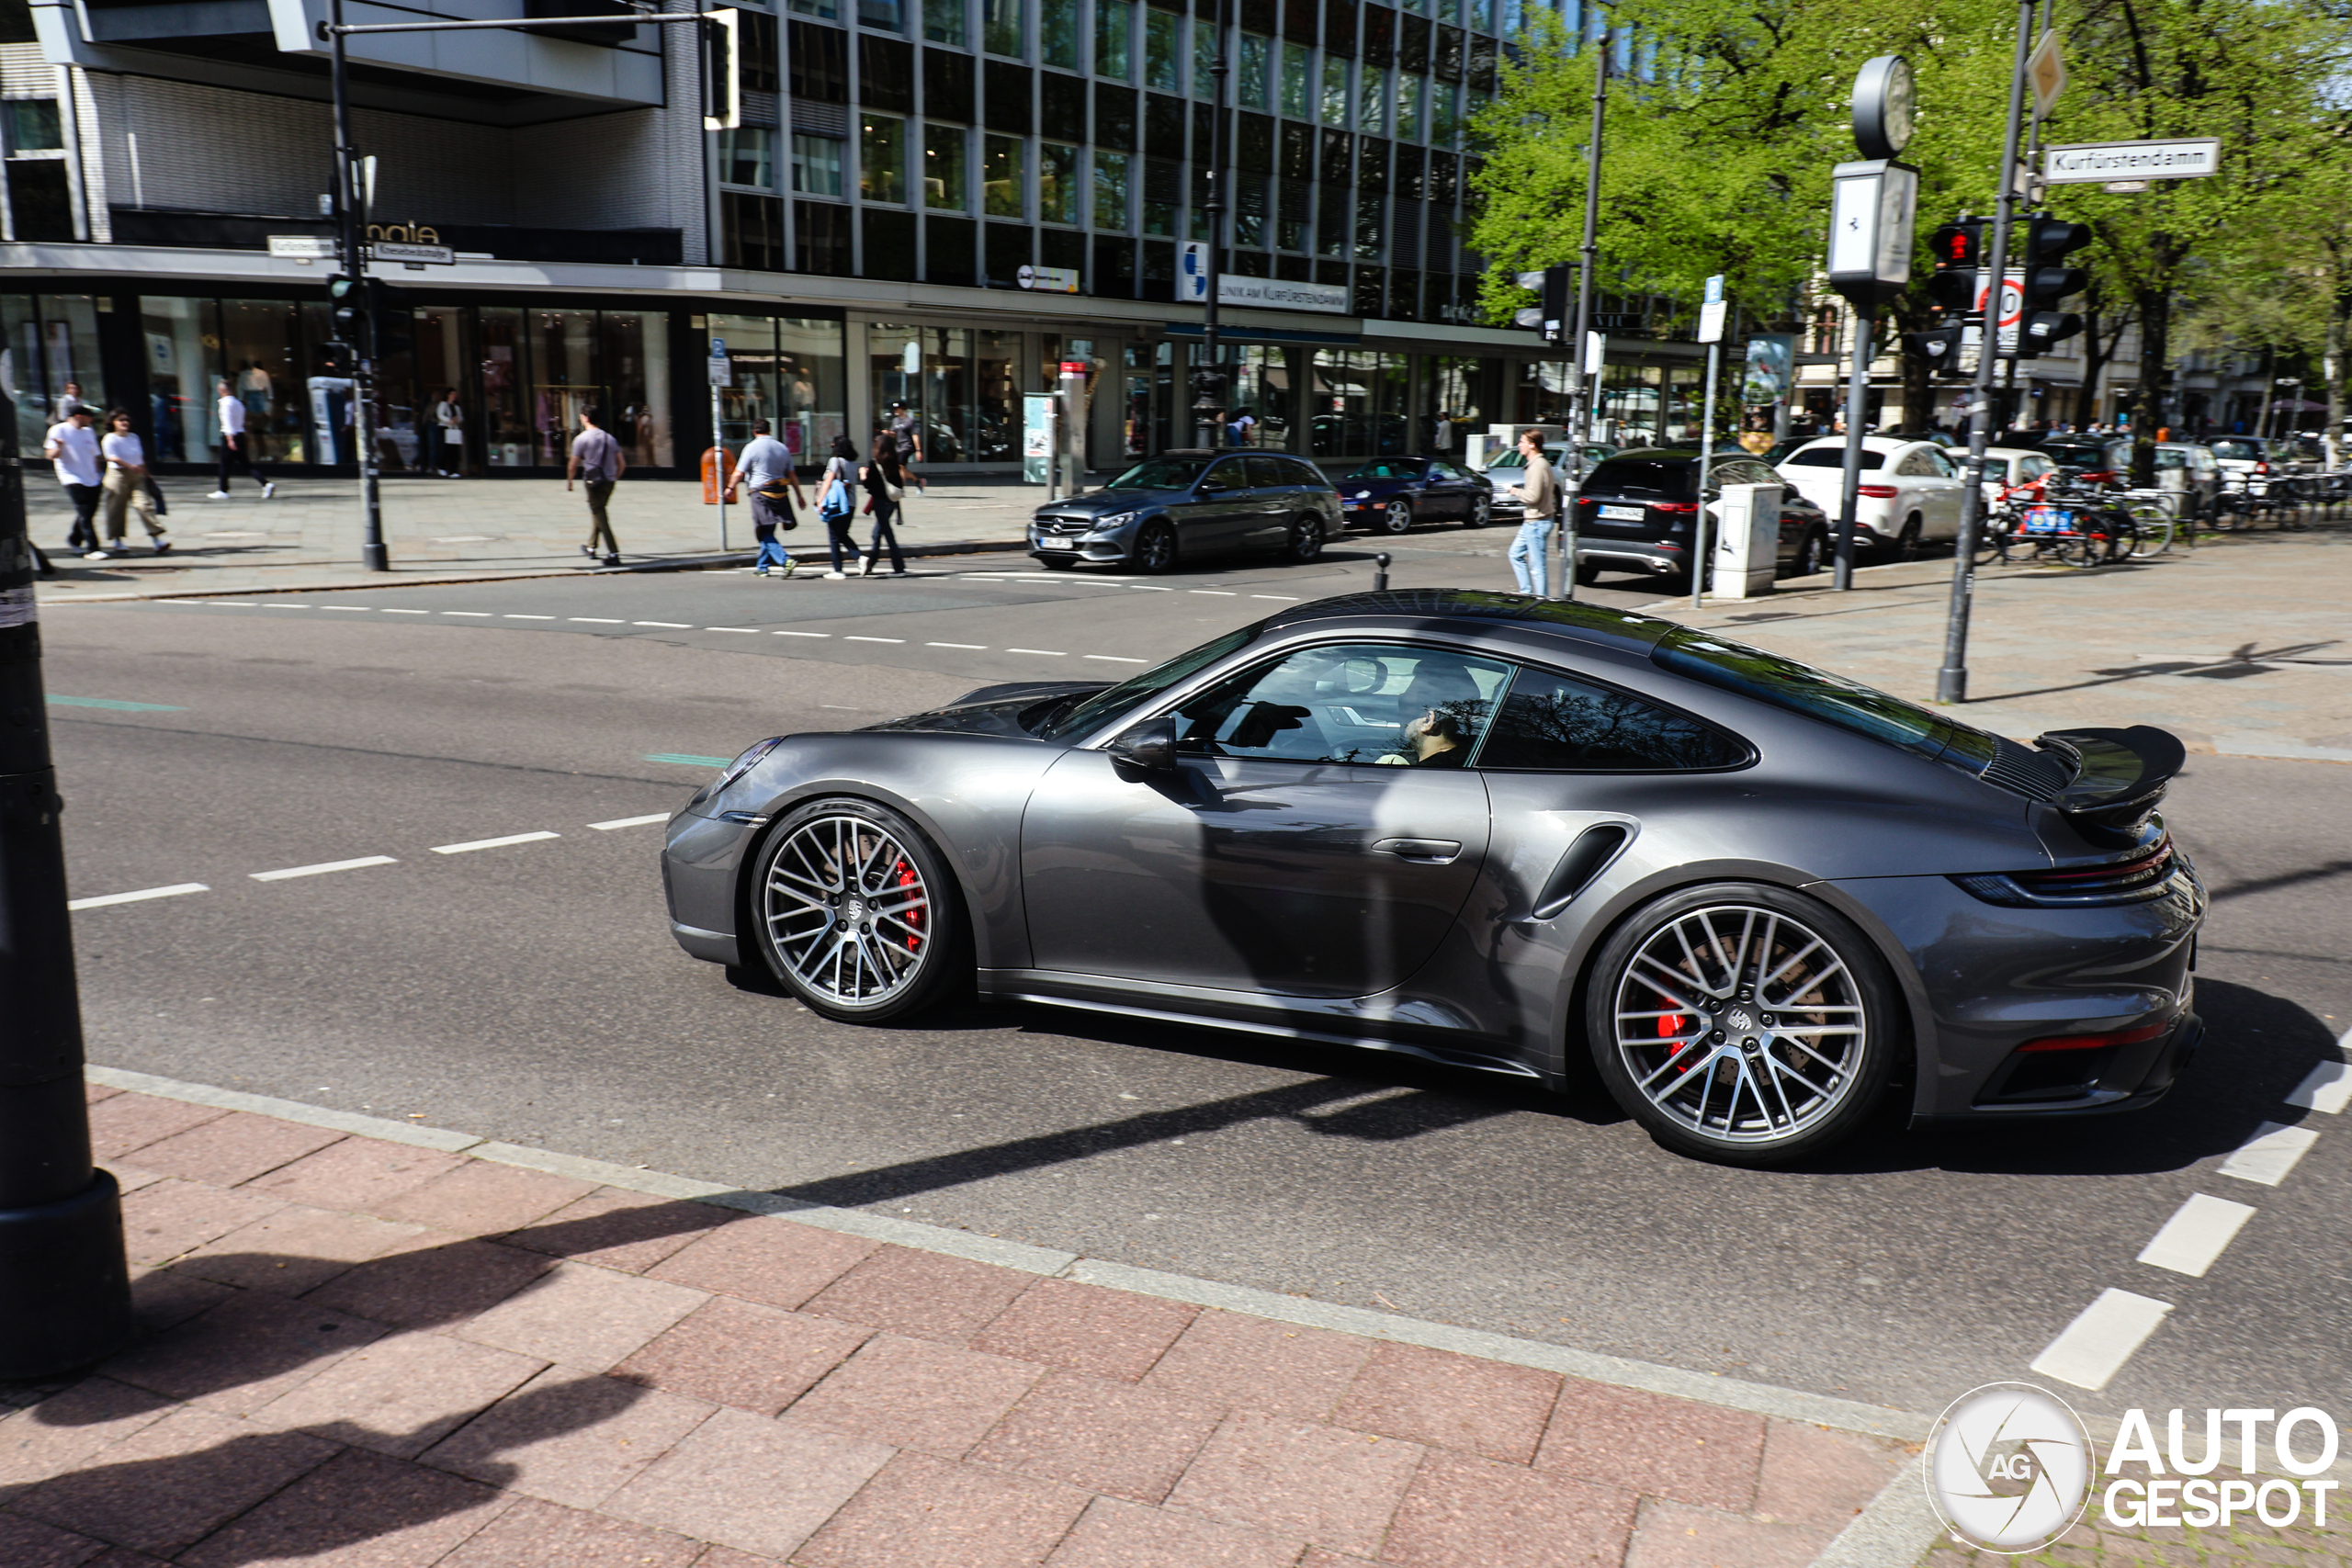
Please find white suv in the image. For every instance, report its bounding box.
[1772,436,1967,558]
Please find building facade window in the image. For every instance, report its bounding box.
[923,123,967,208]
[1237,33,1270,107]
[718,128,775,187]
[726,189,788,269]
[1357,65,1386,132]
[1144,10,1179,89]
[1279,41,1310,117]
[1092,150,1130,228]
[1193,18,1216,97]
[1039,141,1080,223]
[983,0,1023,56]
[1041,0,1080,68]
[982,133,1024,215]
[924,0,966,44]
[1320,54,1350,124]
[861,114,907,201]
[791,133,844,195]
[1396,73,1421,139]
[789,0,839,21]
[1096,0,1133,77]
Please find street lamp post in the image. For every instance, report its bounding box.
[1559,26,1609,602]
[1196,0,1232,451]
[0,387,133,1379]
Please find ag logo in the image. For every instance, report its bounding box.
[1924,1382,2092,1552]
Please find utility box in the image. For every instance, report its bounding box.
[1712,482,1781,599]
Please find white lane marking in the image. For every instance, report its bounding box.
[820,704,861,710]
[504,614,555,621]
[69,882,209,911]
[2030,1289,2174,1391]
[1085,654,1148,663]
[633,621,692,628]
[774,630,830,637]
[1007,648,1068,656]
[430,830,560,855]
[381,608,430,615]
[570,617,626,624]
[204,601,261,606]
[2285,1059,2352,1115]
[845,636,905,643]
[706,626,760,634]
[443,610,492,617]
[320,605,370,612]
[590,814,670,830]
[265,603,313,609]
[1251,594,1301,601]
[1128,584,1172,592]
[1189,590,1237,596]
[2218,1122,2321,1187]
[2136,1193,2256,1278]
[928,641,985,649]
[252,855,398,882]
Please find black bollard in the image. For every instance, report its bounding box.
[0,383,132,1378]
[1374,552,1391,592]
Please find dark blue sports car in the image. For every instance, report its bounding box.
[1337,456,1494,535]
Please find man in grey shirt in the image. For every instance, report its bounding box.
[566,406,626,567]
[725,418,808,577]
[1506,429,1561,597]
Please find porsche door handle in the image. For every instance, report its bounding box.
[1372,837,1463,864]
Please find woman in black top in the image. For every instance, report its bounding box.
[860,431,909,577]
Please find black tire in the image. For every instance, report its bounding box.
[749,797,970,1023]
[1574,558,1600,586]
[1463,493,1490,529]
[1791,527,1829,578]
[1132,521,1177,574]
[1885,514,1925,562]
[1283,513,1326,563]
[1380,499,1415,535]
[1036,554,1080,570]
[1584,882,1900,1166]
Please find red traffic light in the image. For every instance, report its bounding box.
[1928,220,1985,269]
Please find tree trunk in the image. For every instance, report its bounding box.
[2132,285,2172,486]
[2327,255,2349,471]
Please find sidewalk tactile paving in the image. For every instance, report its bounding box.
[1329,1340,1564,1465]
[970,1279,1200,1383]
[779,1334,1043,1457]
[1138,1309,1373,1420]
[113,1111,345,1190]
[245,1331,544,1457]
[600,1406,893,1560]
[419,1365,718,1511]
[792,1450,1090,1568]
[1161,1409,1427,1557]
[968,1370,1222,1505]
[1382,1450,1642,1568]
[610,1296,871,1416]
[799,1244,1037,1344]
[1535,1380,1766,1515]
[377,1161,602,1237]
[449,1259,707,1372]
[644,1214,879,1309]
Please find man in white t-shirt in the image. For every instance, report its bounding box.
[42,406,102,552]
[210,378,275,499]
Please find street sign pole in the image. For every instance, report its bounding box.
[328,0,388,571]
[1560,28,1609,602]
[707,341,731,552]
[1939,0,2038,705]
[1692,278,1726,610]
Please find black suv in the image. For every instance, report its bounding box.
[1569,449,1831,585]
[1028,450,1343,573]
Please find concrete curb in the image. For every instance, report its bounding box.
[87,1061,1932,1455]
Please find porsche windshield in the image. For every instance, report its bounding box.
[1032,624,1261,739]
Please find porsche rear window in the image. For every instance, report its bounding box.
[1652,626,2001,771]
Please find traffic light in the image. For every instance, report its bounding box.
[320,340,355,376]
[2016,216,2092,359]
[703,7,741,130]
[1908,218,1982,378]
[1901,321,1966,374]
[1540,265,1570,344]
[327,273,360,341]
[367,278,413,356]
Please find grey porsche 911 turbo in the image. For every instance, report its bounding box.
[662,590,2206,1164]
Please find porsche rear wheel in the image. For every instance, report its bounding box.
[752,799,967,1022]
[1587,884,1897,1164]
[1381,499,1414,535]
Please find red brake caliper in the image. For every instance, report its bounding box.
[896,860,922,952]
[1659,1007,1696,1073]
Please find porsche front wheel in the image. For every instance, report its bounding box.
[752,799,967,1021]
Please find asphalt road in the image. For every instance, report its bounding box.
[43,536,2352,1426]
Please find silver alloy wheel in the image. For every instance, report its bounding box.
[762,814,934,1008]
[1464,493,1488,527]
[1611,903,1867,1147]
[1383,499,1414,534]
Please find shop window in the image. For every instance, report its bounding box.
[1320,54,1349,124]
[1041,72,1086,141]
[1096,0,1132,78]
[527,309,598,467]
[926,214,978,284]
[923,48,973,119]
[922,123,967,208]
[779,317,847,465]
[1092,150,1130,229]
[132,296,209,465]
[795,200,852,274]
[790,134,843,196]
[1144,9,1179,89]
[864,209,917,280]
[788,23,850,101]
[1039,141,1080,224]
[981,133,1024,216]
[600,310,673,468]
[983,0,1023,55]
[1094,84,1136,150]
[718,128,775,187]
[861,114,907,202]
[216,299,305,465]
[984,223,1031,287]
[974,329,1020,459]
[409,305,472,474]
[478,307,530,468]
[1145,93,1183,159]
[924,0,965,46]
[738,11,780,91]
[1041,0,1079,67]
[985,61,1033,133]
[863,36,916,111]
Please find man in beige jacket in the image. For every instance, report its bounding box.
[1506,430,1561,596]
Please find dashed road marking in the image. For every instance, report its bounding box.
[1085,654,1147,663]
[707,626,760,634]
[2135,1193,2256,1278]
[2030,1288,2174,1391]
[590,814,671,830]
[69,882,209,911]
[264,603,312,609]
[2285,1058,2352,1114]
[442,610,492,617]
[845,636,905,643]
[774,630,830,637]
[633,621,692,628]
[1189,590,1237,596]
[570,617,626,624]
[431,830,560,855]
[251,855,398,882]
[1007,648,1068,656]
[1251,594,1300,601]
[503,614,556,621]
[928,642,984,649]
[320,605,370,612]
[382,608,431,615]
[2218,1121,2321,1187]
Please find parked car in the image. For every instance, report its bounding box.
[1773,435,1967,558]
[1335,456,1494,533]
[1483,442,1619,521]
[2151,442,2223,516]
[1980,446,2058,506]
[2038,437,2129,484]
[1569,449,1832,585]
[1028,450,1341,573]
[665,591,2207,1164]
[2204,435,2284,494]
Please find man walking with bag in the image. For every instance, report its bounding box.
[724,418,805,577]
[1505,429,1560,597]
[567,405,626,567]
[43,404,102,556]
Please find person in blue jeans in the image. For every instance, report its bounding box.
[726,419,805,577]
[817,434,863,577]
[1505,430,1561,597]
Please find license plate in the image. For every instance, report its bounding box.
[2022,505,2072,535]
[1038,537,1077,550]
[1600,504,1645,521]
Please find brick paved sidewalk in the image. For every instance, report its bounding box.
[7,1080,1917,1568]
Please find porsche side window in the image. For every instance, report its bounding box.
[1170,644,1513,767]
[1476,667,1750,773]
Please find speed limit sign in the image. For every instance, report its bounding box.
[1974,269,2026,351]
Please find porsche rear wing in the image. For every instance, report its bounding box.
[2035,726,2188,834]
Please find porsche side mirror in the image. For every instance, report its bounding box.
[1110,716,1179,778]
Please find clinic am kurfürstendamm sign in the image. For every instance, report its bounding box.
[2043,138,2220,184]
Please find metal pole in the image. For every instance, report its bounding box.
[1693,333,1722,610]
[1561,26,1607,601]
[1195,0,1231,451]
[331,0,389,571]
[1832,303,1873,590]
[711,379,728,551]
[0,383,133,1378]
[1374,551,1391,591]
[1937,0,2036,705]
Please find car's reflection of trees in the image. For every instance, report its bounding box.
[1495,692,1729,770]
